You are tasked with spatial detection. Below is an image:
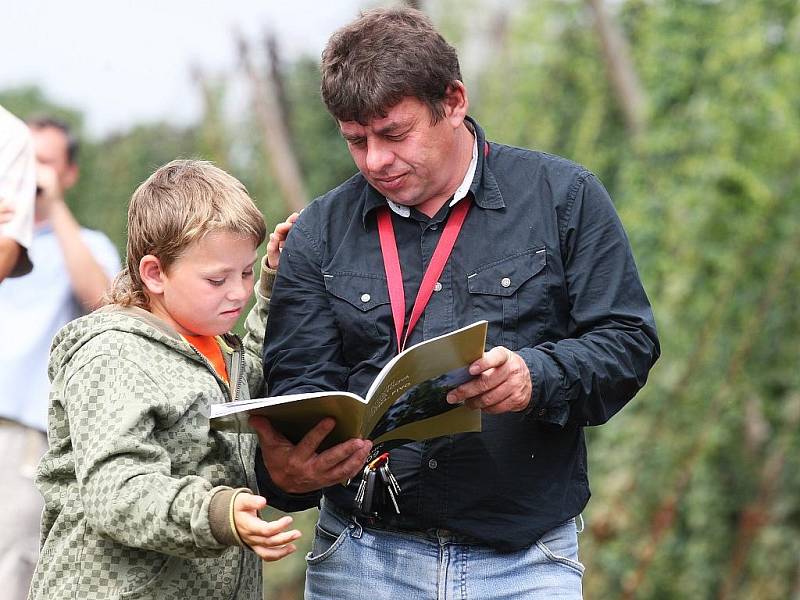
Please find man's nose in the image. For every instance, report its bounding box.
[365,140,393,173]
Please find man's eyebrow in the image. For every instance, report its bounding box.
[341,131,364,141]
[340,118,414,140]
[374,120,411,135]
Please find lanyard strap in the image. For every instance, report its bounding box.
[377,198,471,353]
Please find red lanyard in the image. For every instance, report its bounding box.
[377,198,471,354]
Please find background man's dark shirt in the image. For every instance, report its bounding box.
[257,118,659,551]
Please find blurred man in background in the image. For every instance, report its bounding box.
[0,105,36,282]
[0,117,120,599]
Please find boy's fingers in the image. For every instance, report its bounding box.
[234,493,267,513]
[252,543,298,562]
[244,529,302,548]
[237,513,294,537]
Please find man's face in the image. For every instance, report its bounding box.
[339,93,467,216]
[30,126,78,191]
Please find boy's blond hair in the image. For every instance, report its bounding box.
[108,159,267,309]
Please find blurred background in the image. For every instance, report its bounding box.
[3,0,800,598]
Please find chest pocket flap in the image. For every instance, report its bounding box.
[467,247,547,297]
[324,272,390,312]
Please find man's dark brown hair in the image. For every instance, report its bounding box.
[320,7,462,125]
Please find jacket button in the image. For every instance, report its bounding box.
[434,282,442,292]
[360,293,371,303]
[428,459,438,469]
[501,277,511,288]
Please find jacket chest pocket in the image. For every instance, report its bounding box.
[323,272,390,363]
[467,247,547,349]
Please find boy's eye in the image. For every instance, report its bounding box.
[207,278,225,287]
[243,270,254,278]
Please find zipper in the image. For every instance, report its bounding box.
[183,337,249,600]
[228,340,246,404]
[224,335,250,600]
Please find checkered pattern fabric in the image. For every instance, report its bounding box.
[28,307,266,599]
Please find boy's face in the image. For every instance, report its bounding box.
[146,230,257,337]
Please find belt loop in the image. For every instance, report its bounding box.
[349,513,363,539]
[576,513,585,534]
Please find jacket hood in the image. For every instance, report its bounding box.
[49,305,205,382]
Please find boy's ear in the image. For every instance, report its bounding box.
[139,255,166,295]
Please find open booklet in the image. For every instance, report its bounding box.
[210,320,488,451]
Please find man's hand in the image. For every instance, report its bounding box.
[0,198,14,224]
[232,492,302,561]
[446,346,533,414]
[35,163,64,218]
[266,212,300,270]
[250,416,372,494]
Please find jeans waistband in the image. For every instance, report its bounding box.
[326,498,486,546]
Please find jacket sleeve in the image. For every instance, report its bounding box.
[65,353,244,558]
[519,172,660,426]
[254,215,346,511]
[241,255,276,397]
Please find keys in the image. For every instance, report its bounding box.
[353,452,402,516]
[361,467,378,514]
[378,463,400,514]
[354,464,372,510]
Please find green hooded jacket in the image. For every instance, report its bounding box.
[28,267,275,600]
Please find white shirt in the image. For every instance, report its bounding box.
[0,224,121,430]
[0,105,36,276]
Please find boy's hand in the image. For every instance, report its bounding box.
[266,212,300,269]
[233,492,302,561]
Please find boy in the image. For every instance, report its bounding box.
[28,160,300,599]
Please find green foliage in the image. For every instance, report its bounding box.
[473,1,800,597]
[5,1,800,596]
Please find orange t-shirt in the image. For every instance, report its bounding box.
[182,334,229,383]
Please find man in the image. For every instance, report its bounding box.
[0,117,120,600]
[0,105,36,282]
[247,8,659,598]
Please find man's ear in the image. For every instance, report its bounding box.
[443,80,469,128]
[139,255,166,295]
[62,163,79,191]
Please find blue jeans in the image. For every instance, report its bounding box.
[305,499,584,599]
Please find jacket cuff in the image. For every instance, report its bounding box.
[258,255,277,299]
[518,347,570,426]
[209,487,252,547]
